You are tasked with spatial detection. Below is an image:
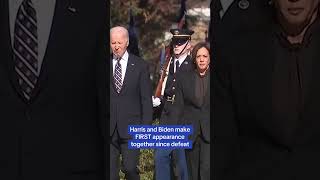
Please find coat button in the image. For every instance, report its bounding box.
[172,87,175,90]
[238,0,250,10]
[173,79,176,82]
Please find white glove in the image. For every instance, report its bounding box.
[152,96,161,107]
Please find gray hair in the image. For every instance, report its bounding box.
[110,26,129,44]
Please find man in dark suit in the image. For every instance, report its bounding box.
[109,26,153,180]
[153,28,195,180]
[0,0,107,179]
[214,0,320,179]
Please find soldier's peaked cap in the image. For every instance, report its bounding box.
[170,28,194,38]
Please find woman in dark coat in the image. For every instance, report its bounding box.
[170,42,210,180]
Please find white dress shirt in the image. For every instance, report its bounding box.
[174,53,188,73]
[112,51,129,84]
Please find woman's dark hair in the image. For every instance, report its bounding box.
[191,42,210,66]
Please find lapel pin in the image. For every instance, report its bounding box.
[68,6,77,13]
[131,63,135,66]
[184,61,188,65]
[238,0,250,10]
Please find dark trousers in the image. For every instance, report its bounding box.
[110,127,140,180]
[186,135,210,180]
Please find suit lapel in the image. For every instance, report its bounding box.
[110,55,117,93]
[120,54,135,94]
[169,58,174,74]
[29,0,66,100]
[2,0,27,102]
[30,0,78,101]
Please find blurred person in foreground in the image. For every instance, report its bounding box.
[214,0,320,179]
[0,0,107,179]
